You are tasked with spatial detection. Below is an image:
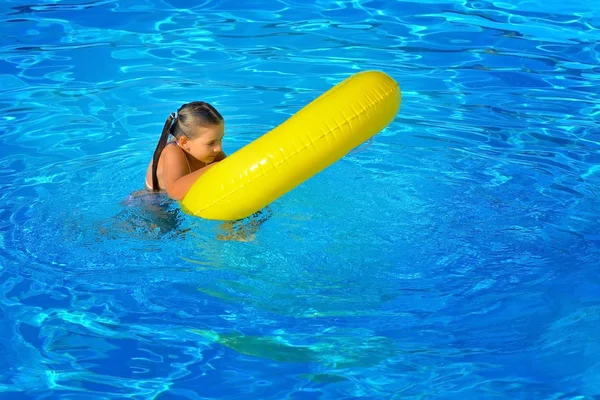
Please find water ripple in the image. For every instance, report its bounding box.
[1,0,599,398]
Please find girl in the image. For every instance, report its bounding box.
[143,100,271,241]
[145,101,226,200]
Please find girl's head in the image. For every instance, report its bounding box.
[151,101,224,191]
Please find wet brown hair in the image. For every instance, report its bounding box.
[151,101,223,192]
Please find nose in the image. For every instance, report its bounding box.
[214,143,222,153]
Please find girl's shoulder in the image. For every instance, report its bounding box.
[162,142,185,158]
[162,141,183,157]
[161,141,191,174]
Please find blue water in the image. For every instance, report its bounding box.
[1,0,599,398]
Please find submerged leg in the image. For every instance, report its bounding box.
[217,206,273,242]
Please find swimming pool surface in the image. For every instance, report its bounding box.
[1,0,599,398]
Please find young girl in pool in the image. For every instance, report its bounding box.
[145,101,226,200]
[144,101,271,240]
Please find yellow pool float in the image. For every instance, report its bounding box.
[181,70,401,221]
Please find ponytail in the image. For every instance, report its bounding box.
[151,113,176,192]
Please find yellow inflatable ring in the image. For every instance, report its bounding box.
[181,70,401,221]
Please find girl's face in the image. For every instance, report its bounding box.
[180,122,224,163]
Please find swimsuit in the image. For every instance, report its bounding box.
[145,142,191,191]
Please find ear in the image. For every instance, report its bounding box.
[177,135,191,151]
[177,136,190,148]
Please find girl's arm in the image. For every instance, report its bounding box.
[162,146,218,201]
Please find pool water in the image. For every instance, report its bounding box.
[1,0,599,398]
